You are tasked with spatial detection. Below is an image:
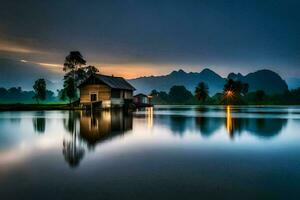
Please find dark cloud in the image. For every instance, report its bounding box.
[0,0,299,78]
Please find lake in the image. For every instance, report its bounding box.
[1,106,300,199]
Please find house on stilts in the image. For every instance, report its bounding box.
[78,74,135,109]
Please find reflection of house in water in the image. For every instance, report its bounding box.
[79,111,133,148]
[62,110,133,168]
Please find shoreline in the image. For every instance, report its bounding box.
[0,104,299,111]
[0,104,82,111]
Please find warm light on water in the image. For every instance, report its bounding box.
[226,106,232,135]
[1,106,300,199]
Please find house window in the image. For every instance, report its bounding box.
[90,93,97,102]
[111,89,121,98]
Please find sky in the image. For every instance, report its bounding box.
[0,0,299,83]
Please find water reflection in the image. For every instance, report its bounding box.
[195,116,223,137]
[32,111,46,134]
[80,111,133,149]
[225,106,288,139]
[62,111,84,168]
[148,106,288,139]
[61,110,133,167]
[25,107,290,168]
[1,107,300,199]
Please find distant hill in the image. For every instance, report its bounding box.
[228,70,288,94]
[129,69,225,96]
[128,69,288,95]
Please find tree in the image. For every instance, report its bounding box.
[63,51,87,102]
[169,85,193,104]
[150,89,159,97]
[75,65,99,83]
[61,76,77,104]
[63,51,86,73]
[222,79,248,104]
[195,82,209,103]
[33,79,46,104]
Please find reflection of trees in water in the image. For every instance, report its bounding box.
[169,115,189,136]
[245,118,287,138]
[161,107,287,140]
[63,111,80,133]
[32,111,46,134]
[225,107,287,139]
[62,136,85,168]
[195,117,223,137]
[62,111,85,168]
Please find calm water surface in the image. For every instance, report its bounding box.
[1,106,300,199]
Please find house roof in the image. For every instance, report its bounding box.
[133,93,148,97]
[79,74,136,91]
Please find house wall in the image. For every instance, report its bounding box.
[124,90,133,99]
[80,84,111,104]
[80,84,133,108]
[133,95,149,104]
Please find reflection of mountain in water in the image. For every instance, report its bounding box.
[153,107,287,140]
[61,110,133,168]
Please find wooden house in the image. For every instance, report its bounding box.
[133,93,152,106]
[78,74,135,108]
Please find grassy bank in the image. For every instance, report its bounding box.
[0,104,81,111]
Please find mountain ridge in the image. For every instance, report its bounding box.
[128,68,288,95]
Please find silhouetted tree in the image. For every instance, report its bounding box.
[62,51,86,103]
[150,89,159,97]
[33,79,46,104]
[63,51,86,73]
[61,76,77,104]
[222,79,248,104]
[195,82,209,103]
[169,85,193,104]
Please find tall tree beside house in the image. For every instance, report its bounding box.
[62,52,99,104]
[61,76,77,104]
[63,51,86,74]
[76,65,99,83]
[63,51,86,100]
[195,82,209,103]
[33,79,46,104]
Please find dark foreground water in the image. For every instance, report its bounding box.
[1,106,300,199]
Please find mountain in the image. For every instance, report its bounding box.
[228,70,288,94]
[128,69,288,95]
[128,68,225,95]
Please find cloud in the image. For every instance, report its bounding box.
[18,59,62,72]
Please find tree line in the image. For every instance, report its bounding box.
[150,79,300,105]
[0,85,56,104]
